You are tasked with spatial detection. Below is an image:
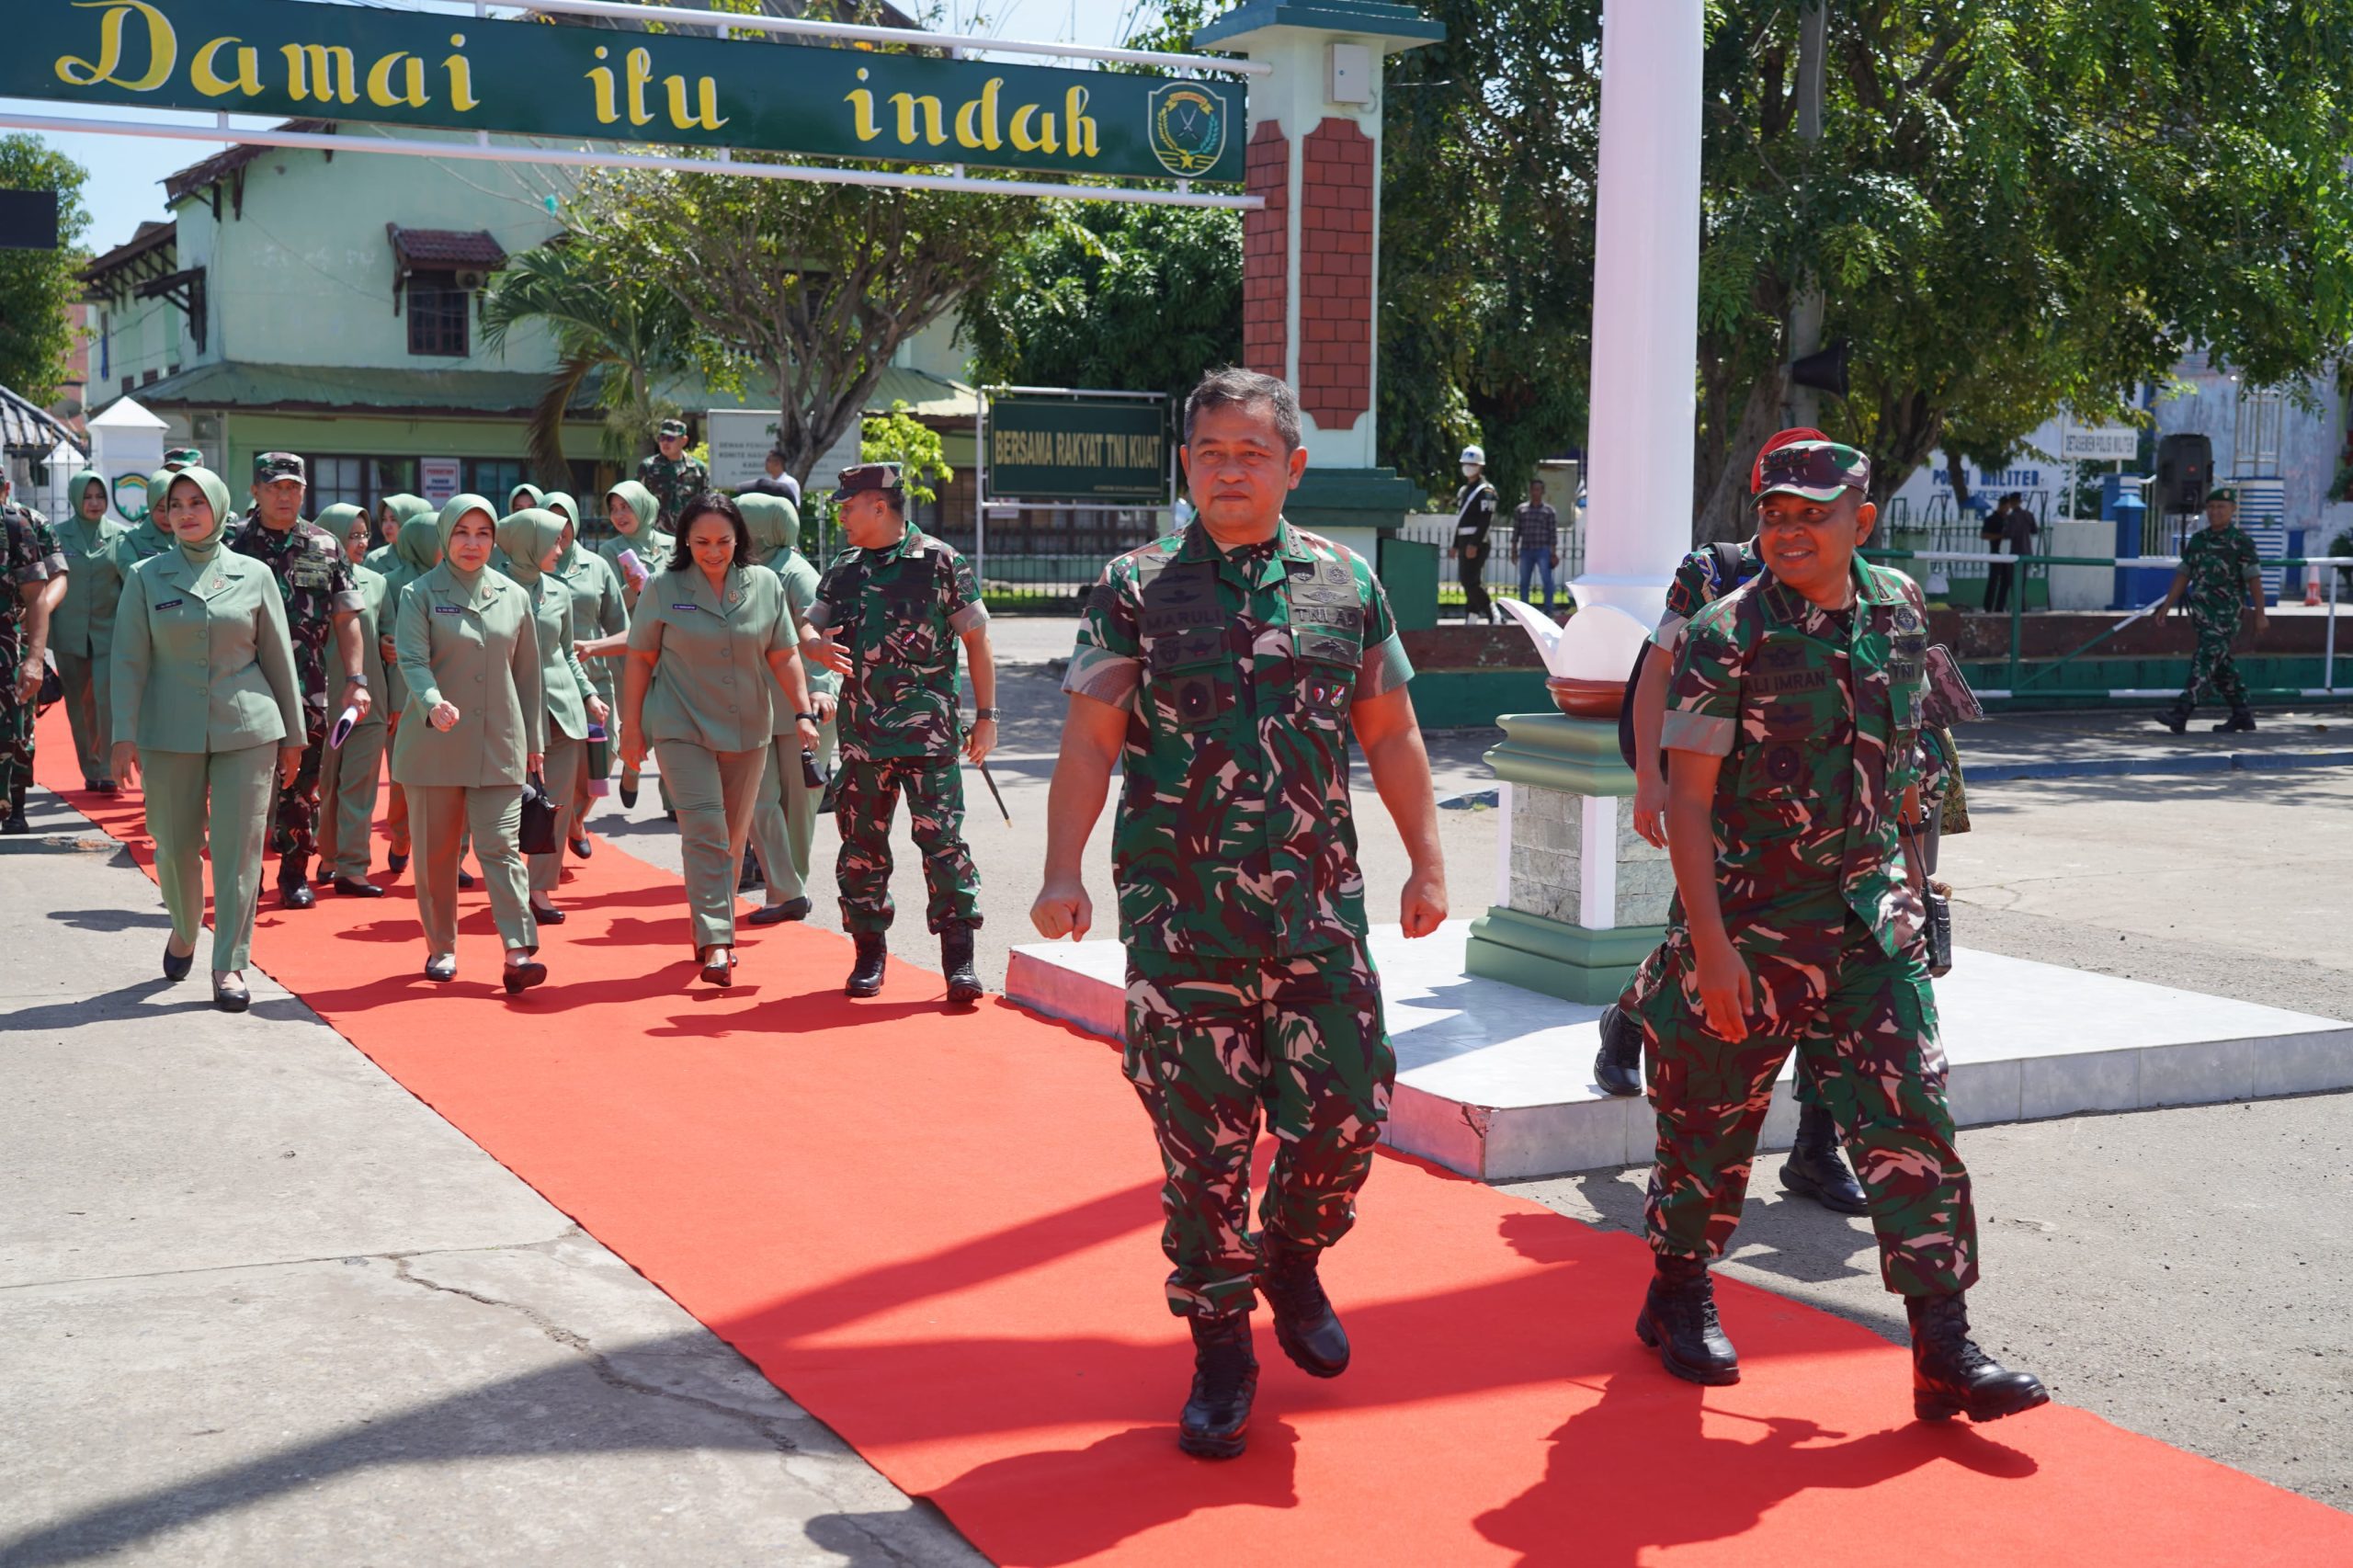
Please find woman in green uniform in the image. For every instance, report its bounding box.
[313,504,394,898]
[595,494,818,986]
[327,502,373,565]
[506,482,545,517]
[494,506,607,922]
[545,493,624,858]
[52,468,131,791]
[365,494,429,574]
[390,494,548,992]
[108,467,305,1011]
[375,512,442,876]
[737,490,837,926]
[597,478,675,809]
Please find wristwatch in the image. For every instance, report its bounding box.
[973,707,999,721]
[794,710,821,723]
[346,673,369,688]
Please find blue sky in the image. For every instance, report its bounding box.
[5,0,1152,256]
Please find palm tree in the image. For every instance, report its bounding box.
[480,238,700,484]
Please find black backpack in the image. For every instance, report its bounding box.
[1616,541,1751,769]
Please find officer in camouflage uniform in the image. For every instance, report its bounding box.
[1,480,68,833]
[635,417,709,531]
[802,463,995,1003]
[1629,438,2046,1426]
[1034,369,1448,1460]
[2160,485,2268,735]
[228,453,372,908]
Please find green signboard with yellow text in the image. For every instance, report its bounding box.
[987,397,1170,504]
[17,0,1242,184]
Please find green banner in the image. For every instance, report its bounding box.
[987,397,1169,503]
[17,0,1243,185]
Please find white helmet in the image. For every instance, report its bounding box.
[1460,444,1485,467]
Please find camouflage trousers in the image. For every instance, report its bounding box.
[1620,920,1836,1116]
[1124,940,1393,1318]
[2179,609,2249,709]
[267,706,329,869]
[833,757,980,936]
[1629,914,1978,1298]
[0,625,30,797]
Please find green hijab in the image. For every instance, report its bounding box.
[131,469,176,551]
[543,491,579,528]
[735,491,801,567]
[391,509,444,574]
[66,468,108,527]
[494,507,566,587]
[317,502,369,556]
[605,478,662,539]
[438,494,499,585]
[506,482,545,514]
[164,467,234,557]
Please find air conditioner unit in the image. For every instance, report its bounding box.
[456,269,487,292]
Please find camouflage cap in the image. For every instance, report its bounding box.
[253,451,306,483]
[831,462,904,503]
[1755,439,1868,504]
[163,446,202,467]
[657,417,688,438]
[1750,426,1831,494]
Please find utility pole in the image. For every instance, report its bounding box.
[1784,3,1827,428]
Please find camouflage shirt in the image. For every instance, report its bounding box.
[635,452,709,530]
[1652,539,1763,651]
[230,515,364,710]
[2,506,60,629]
[806,521,987,763]
[1064,519,1415,960]
[1661,558,1929,960]
[2178,524,2263,618]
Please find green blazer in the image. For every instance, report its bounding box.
[554,547,628,699]
[346,562,392,733]
[628,564,794,755]
[525,574,599,743]
[762,551,836,738]
[53,513,131,659]
[109,547,305,754]
[597,528,675,597]
[390,562,545,788]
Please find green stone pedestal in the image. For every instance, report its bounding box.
[1464,711,1672,1004]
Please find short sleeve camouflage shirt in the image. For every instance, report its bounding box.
[806,521,986,762]
[1661,558,1929,960]
[230,516,364,709]
[2,506,57,626]
[1063,518,1415,960]
[635,452,709,529]
[1652,539,1763,651]
[2178,525,2263,618]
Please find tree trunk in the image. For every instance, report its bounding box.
[1692,371,1785,545]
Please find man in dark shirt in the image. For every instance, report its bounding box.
[1980,494,2037,612]
[1513,478,1562,615]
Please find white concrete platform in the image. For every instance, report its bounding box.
[1006,920,2353,1182]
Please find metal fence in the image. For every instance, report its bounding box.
[1396,510,1587,608]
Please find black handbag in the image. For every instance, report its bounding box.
[517,771,560,857]
[35,660,63,713]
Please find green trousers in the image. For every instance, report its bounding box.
[409,784,534,957]
[1124,940,1393,1318]
[835,757,981,937]
[314,718,386,881]
[748,716,835,903]
[656,739,765,950]
[1631,915,1977,1298]
[141,742,278,972]
[528,732,585,898]
[57,647,112,783]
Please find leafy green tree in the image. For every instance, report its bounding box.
[0,136,90,406]
[860,399,952,505]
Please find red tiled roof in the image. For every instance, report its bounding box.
[388,226,508,270]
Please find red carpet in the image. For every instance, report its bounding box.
[35,707,2353,1564]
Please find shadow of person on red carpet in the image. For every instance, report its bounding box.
[918,1420,1302,1566]
[1474,1366,2038,1565]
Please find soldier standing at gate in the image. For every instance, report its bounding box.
[229,453,372,908]
[801,463,995,1005]
[2159,484,2268,734]
[1631,437,2046,1425]
[1450,443,1498,623]
[636,416,709,530]
[1033,369,1448,1460]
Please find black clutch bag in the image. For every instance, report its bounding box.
[35,661,63,713]
[517,772,560,857]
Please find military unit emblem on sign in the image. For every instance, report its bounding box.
[1147,83,1228,177]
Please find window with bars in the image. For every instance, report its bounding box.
[466,459,528,503]
[2234,387,2286,476]
[297,457,420,525]
[407,271,470,358]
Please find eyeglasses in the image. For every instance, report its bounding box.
[1756,443,1865,493]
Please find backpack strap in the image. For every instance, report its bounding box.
[1709,540,1746,592]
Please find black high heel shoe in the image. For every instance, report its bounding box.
[212,972,251,1013]
[162,938,194,983]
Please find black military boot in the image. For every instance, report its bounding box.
[2,786,27,834]
[844,932,887,998]
[279,855,317,909]
[1176,1311,1258,1460]
[1635,1255,1740,1385]
[2159,696,2192,735]
[738,846,764,892]
[1779,1101,1870,1215]
[1593,1002,1643,1097]
[2214,703,2257,733]
[1257,1233,1350,1378]
[940,924,983,1006]
[1907,1291,2050,1424]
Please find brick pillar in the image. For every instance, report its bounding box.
[1299,118,1373,431]
[1242,120,1290,381]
